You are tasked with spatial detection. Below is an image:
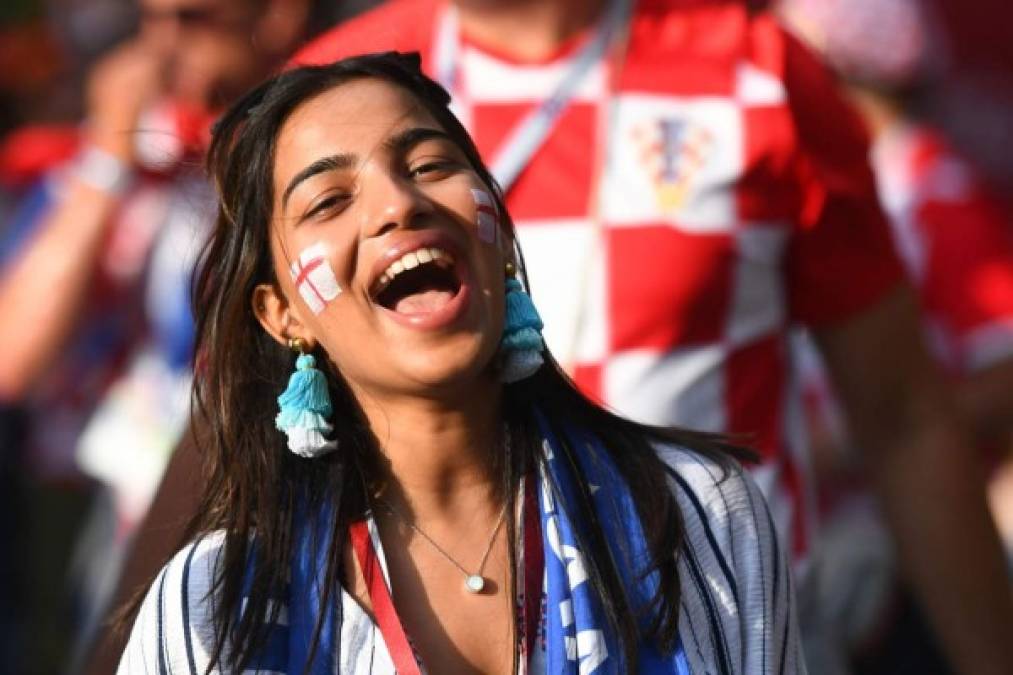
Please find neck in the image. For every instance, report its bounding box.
[356,381,504,517]
[455,0,607,61]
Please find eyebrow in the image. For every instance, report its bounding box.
[280,127,457,211]
[383,126,453,155]
[281,154,354,210]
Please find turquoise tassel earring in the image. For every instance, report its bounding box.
[499,262,545,383]
[276,338,338,458]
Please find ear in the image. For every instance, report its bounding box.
[252,282,317,349]
[252,0,311,58]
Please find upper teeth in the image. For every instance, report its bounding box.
[377,247,454,290]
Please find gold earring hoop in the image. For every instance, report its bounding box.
[504,261,517,278]
[288,337,307,354]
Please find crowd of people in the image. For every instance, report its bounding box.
[1,0,1012,673]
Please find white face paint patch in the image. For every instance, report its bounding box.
[289,242,341,315]
[471,188,498,244]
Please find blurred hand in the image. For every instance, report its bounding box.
[85,39,167,164]
[168,29,256,111]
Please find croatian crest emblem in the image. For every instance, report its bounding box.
[632,117,714,214]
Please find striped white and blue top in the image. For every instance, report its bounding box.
[118,445,806,674]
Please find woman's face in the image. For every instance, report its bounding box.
[258,78,508,400]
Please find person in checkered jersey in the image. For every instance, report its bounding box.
[112,0,1013,672]
[287,0,1013,672]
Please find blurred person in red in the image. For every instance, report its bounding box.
[0,3,136,671]
[277,0,1013,673]
[780,0,1013,672]
[0,0,318,531]
[0,0,323,669]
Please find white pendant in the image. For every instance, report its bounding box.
[465,574,485,593]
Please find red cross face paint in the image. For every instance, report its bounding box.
[471,188,498,244]
[290,242,341,315]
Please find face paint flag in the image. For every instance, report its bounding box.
[290,242,341,315]
[471,188,498,244]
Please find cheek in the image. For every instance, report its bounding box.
[287,240,343,316]
[470,187,499,245]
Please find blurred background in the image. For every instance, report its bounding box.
[0,0,1011,673]
[0,4,381,673]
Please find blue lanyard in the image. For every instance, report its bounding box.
[433,0,632,193]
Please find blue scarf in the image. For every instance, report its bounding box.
[246,420,690,674]
[534,414,690,674]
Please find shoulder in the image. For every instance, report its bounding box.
[291,0,440,67]
[654,443,805,673]
[653,442,784,604]
[117,532,228,674]
[654,443,769,538]
[778,30,872,164]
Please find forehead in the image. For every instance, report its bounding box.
[275,79,440,173]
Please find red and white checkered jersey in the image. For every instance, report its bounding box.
[294,0,904,559]
[872,123,1013,375]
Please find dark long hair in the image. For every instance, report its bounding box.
[181,51,750,673]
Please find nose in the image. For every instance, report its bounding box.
[357,166,432,240]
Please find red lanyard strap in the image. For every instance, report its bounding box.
[349,520,423,675]
[521,474,545,665]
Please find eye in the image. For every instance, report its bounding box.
[303,191,351,220]
[408,158,459,180]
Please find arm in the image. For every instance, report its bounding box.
[814,285,1013,675]
[0,170,123,399]
[0,41,161,400]
[957,358,1013,442]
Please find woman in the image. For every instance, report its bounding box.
[119,52,803,674]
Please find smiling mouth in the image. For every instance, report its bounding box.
[372,246,463,315]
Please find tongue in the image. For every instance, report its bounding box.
[393,288,455,315]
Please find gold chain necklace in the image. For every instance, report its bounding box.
[377,498,508,593]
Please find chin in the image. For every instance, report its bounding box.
[397,340,498,392]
